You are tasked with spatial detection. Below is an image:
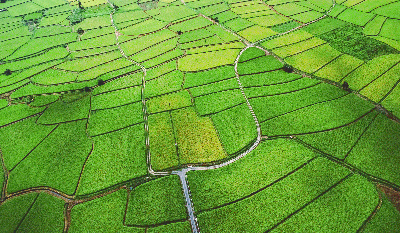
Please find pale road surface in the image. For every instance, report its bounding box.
[107,0,336,232]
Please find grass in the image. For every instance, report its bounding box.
[147,90,192,114]
[178,49,240,71]
[261,93,374,136]
[271,175,378,232]
[0,116,56,170]
[172,107,227,164]
[196,157,350,233]
[187,139,317,211]
[0,104,45,127]
[145,70,183,98]
[0,193,38,233]
[125,176,187,225]
[88,102,143,136]
[210,104,257,155]
[346,114,400,186]
[298,111,378,160]
[7,120,92,195]
[16,193,65,232]
[148,112,179,171]
[344,54,400,90]
[70,189,144,232]
[91,86,141,110]
[77,124,147,195]
[183,65,236,88]
[37,95,91,124]
[364,192,400,232]
[316,24,399,61]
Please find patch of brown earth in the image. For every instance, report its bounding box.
[378,184,400,212]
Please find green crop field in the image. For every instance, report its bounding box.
[0,0,400,232]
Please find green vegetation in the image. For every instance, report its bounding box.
[7,121,92,195]
[149,112,179,171]
[1,1,400,231]
[172,107,226,164]
[346,114,400,186]
[316,24,399,61]
[364,193,400,232]
[188,139,318,211]
[126,176,187,225]
[271,175,378,232]
[16,193,65,232]
[70,189,143,232]
[77,124,147,195]
[197,157,350,233]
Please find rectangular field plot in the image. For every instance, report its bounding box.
[125,176,187,226]
[149,112,179,171]
[237,55,283,75]
[194,89,244,116]
[36,95,91,124]
[196,157,350,233]
[146,91,192,114]
[360,62,400,102]
[314,54,364,82]
[178,49,240,71]
[145,70,184,98]
[91,86,142,110]
[183,65,236,88]
[171,107,227,164]
[244,77,320,99]
[76,124,147,195]
[88,102,143,136]
[344,54,400,91]
[298,111,378,160]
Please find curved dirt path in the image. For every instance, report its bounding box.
[172,1,337,232]
[106,0,168,176]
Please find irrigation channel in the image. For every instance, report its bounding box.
[107,0,337,232]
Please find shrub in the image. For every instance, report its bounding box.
[283,64,294,73]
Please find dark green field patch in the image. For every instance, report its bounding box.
[316,25,399,61]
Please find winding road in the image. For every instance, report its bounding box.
[108,0,336,232]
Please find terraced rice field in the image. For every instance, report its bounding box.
[0,0,400,232]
